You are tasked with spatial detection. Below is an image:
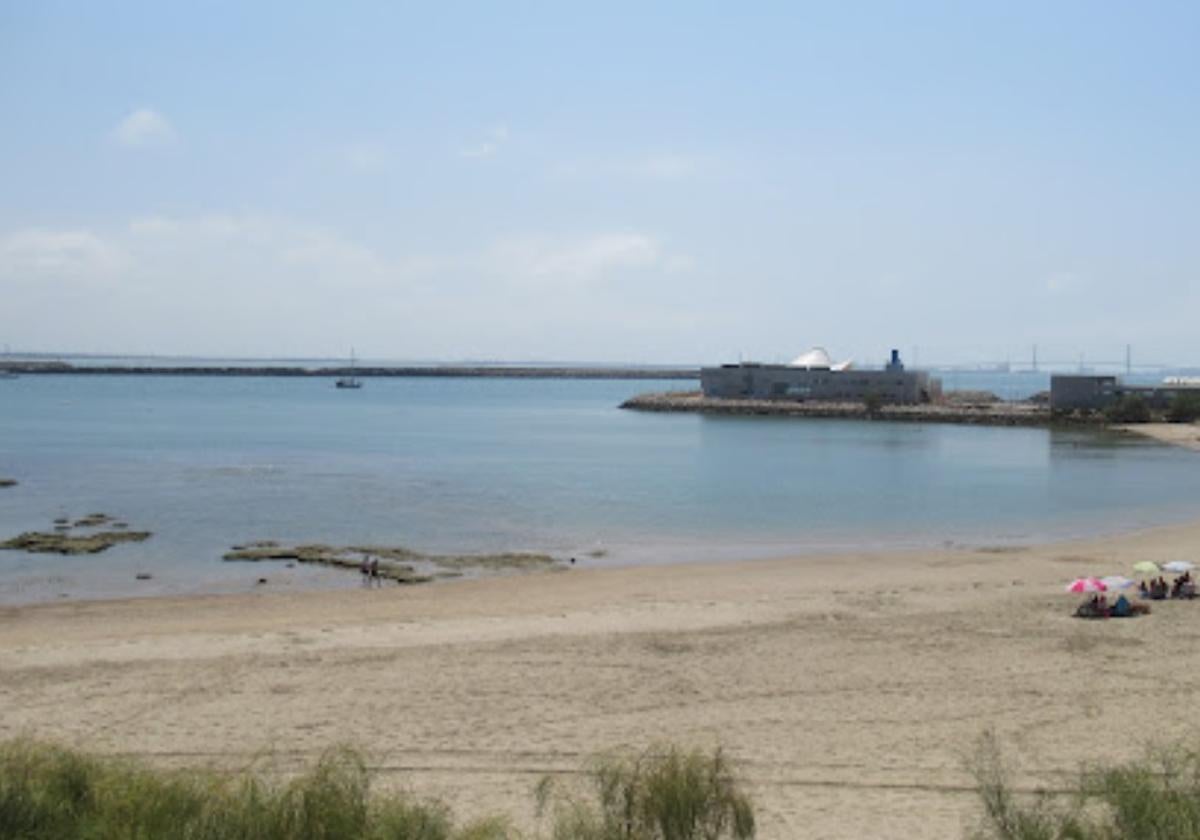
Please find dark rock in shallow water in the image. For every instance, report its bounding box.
[223,544,432,584]
[223,541,559,584]
[1,530,152,555]
[135,572,152,580]
[73,513,114,528]
[0,478,16,488]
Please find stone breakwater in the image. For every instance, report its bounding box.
[620,390,1085,427]
[2,361,699,380]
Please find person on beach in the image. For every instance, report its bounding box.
[360,555,370,585]
[369,557,380,588]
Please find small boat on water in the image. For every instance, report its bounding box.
[335,349,362,389]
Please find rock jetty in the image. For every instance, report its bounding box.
[620,390,1079,427]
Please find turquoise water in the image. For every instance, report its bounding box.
[1,374,1199,604]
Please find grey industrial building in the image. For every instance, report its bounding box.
[701,349,940,405]
[1050,374,1200,411]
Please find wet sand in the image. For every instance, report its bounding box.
[3,521,1200,838]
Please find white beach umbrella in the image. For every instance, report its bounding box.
[1100,575,1136,591]
[1163,560,1195,574]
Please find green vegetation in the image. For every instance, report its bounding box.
[970,731,1200,839]
[1168,392,1200,423]
[0,741,753,840]
[0,740,511,840]
[536,745,755,840]
[1104,394,1152,424]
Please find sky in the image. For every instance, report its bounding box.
[1,1,1197,367]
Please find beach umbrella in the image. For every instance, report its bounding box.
[1100,575,1136,591]
[1066,577,1107,594]
[1132,561,1160,575]
[1164,560,1195,574]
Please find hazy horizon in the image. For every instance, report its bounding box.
[2,3,1197,366]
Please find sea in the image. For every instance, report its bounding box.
[2,366,1199,605]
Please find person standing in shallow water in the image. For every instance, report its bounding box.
[360,555,370,586]
[369,556,380,588]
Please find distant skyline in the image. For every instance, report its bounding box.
[2,2,1197,365]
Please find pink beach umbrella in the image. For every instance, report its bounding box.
[1066,577,1107,594]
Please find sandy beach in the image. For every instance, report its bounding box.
[1122,422,1200,451]
[3,522,1200,839]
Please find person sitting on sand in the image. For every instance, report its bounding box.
[1139,580,1150,598]
[1178,574,1197,599]
[1112,593,1132,618]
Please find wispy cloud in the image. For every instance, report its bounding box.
[129,214,394,289]
[484,232,689,287]
[632,154,701,180]
[551,152,708,182]
[0,228,126,281]
[459,124,509,159]
[1045,270,1083,294]
[340,140,391,173]
[110,107,177,148]
[0,216,697,358]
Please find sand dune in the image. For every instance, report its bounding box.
[3,521,1200,838]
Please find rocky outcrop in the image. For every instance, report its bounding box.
[223,540,559,584]
[619,391,1092,427]
[1,511,150,555]
[1,530,152,555]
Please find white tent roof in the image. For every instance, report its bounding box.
[788,346,853,371]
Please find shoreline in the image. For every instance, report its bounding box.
[4,518,1200,838]
[1119,421,1200,451]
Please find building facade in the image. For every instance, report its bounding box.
[1050,374,1200,411]
[701,351,939,405]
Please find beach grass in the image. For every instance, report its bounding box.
[0,740,756,840]
[536,744,755,840]
[970,731,1200,839]
[0,740,513,840]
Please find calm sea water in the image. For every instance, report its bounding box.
[2,374,1199,604]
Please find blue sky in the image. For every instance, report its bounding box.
[1,2,1197,365]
